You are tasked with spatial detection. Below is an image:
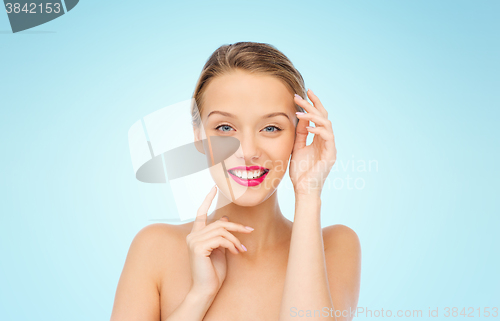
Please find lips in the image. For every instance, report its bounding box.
[227,166,270,187]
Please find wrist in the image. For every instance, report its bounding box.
[187,286,217,304]
[184,290,215,313]
[171,287,216,320]
[294,192,322,203]
[294,183,323,198]
[294,192,322,222]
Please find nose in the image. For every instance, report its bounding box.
[234,133,260,162]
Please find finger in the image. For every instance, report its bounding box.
[205,236,239,255]
[296,112,333,133]
[197,227,247,253]
[293,116,310,152]
[305,126,336,154]
[306,89,328,117]
[294,93,321,116]
[201,220,254,236]
[192,185,218,233]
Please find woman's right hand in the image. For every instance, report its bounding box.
[186,185,254,298]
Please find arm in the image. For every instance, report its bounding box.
[163,290,215,321]
[279,195,361,321]
[283,89,361,320]
[279,194,334,320]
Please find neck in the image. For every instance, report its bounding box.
[207,190,292,254]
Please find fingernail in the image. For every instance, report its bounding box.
[245,226,254,231]
[222,215,229,219]
[296,112,305,115]
[241,244,248,252]
[308,88,313,94]
[294,94,303,100]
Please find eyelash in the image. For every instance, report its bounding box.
[215,123,283,133]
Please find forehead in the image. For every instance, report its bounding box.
[201,69,294,117]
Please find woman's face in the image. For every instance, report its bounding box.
[195,69,298,206]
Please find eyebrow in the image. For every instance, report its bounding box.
[207,110,290,120]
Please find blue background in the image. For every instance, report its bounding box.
[1,0,498,320]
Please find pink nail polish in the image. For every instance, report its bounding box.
[294,94,302,100]
[296,112,305,115]
[241,244,248,251]
[245,226,254,231]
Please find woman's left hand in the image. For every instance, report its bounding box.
[289,89,337,197]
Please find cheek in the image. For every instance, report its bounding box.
[266,134,295,173]
[208,163,226,183]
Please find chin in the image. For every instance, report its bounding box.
[232,187,276,206]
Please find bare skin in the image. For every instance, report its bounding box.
[110,69,361,321]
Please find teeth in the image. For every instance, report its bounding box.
[231,169,266,179]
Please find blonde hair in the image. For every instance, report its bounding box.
[191,41,306,128]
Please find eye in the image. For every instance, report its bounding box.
[261,125,283,133]
[215,124,235,132]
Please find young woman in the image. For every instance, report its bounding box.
[110,42,361,321]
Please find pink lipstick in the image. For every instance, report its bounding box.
[227,165,270,187]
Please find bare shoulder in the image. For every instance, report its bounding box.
[322,224,361,319]
[133,222,190,245]
[110,223,192,321]
[130,222,194,257]
[322,224,361,254]
[126,223,193,281]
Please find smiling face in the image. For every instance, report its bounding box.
[194,68,298,206]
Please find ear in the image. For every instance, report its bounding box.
[193,126,206,154]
